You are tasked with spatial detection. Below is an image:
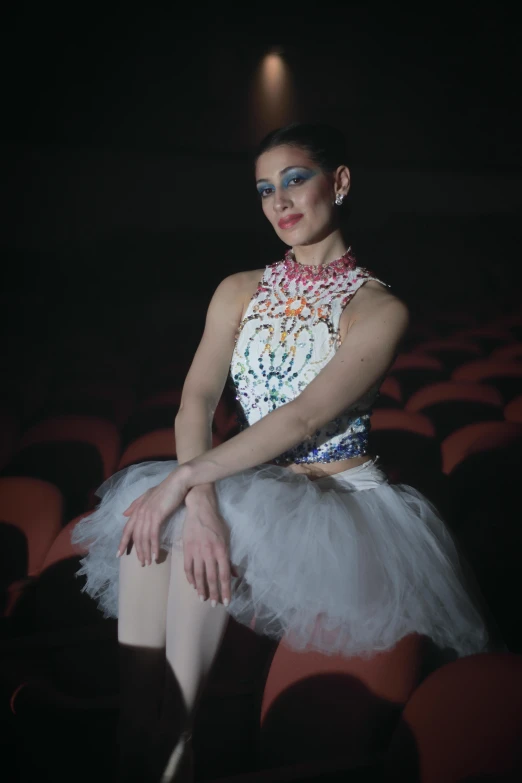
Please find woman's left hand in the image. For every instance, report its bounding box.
[118,468,190,566]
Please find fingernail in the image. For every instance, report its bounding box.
[199,595,205,602]
[116,550,121,558]
[211,599,216,608]
[223,598,229,607]
[152,553,156,562]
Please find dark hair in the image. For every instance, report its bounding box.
[255,122,349,172]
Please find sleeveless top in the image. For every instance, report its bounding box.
[229,248,390,465]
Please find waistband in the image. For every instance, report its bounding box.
[313,456,389,492]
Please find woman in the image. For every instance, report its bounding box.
[72,123,491,781]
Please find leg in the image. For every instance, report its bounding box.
[117,546,172,780]
[159,546,230,781]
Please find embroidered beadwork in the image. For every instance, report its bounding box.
[230,248,390,465]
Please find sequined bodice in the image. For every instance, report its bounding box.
[230,248,389,464]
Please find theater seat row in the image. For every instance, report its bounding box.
[2,309,522,781]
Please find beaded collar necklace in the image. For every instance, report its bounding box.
[282,246,356,282]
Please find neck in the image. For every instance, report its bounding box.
[291,231,348,267]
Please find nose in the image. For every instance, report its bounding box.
[272,187,293,214]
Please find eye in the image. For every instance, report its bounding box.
[289,176,304,185]
[258,186,274,199]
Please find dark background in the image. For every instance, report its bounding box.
[1,7,521,779]
[1,2,521,379]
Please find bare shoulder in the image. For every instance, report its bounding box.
[213,268,264,298]
[207,268,266,325]
[213,267,265,319]
[350,279,409,320]
[341,279,409,347]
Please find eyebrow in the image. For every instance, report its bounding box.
[256,165,314,185]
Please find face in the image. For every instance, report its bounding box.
[255,144,349,246]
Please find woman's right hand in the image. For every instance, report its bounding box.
[182,483,236,607]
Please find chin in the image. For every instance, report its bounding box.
[275,225,312,246]
[286,230,324,248]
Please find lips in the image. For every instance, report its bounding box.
[278,214,303,230]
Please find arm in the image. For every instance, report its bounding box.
[168,272,249,602]
[181,282,409,487]
[119,270,260,599]
[174,271,248,478]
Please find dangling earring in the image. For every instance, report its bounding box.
[335,193,345,206]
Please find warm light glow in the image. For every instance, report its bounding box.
[249,51,297,141]
[261,53,286,93]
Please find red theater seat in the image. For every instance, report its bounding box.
[4,416,120,520]
[369,409,446,510]
[411,339,482,371]
[140,390,238,441]
[490,341,522,362]
[0,477,63,578]
[388,353,447,400]
[40,513,89,572]
[452,325,516,354]
[405,381,504,440]
[259,634,441,770]
[118,429,222,469]
[370,408,435,438]
[0,476,63,615]
[122,406,180,450]
[383,652,522,782]
[17,415,120,481]
[441,421,522,650]
[118,429,177,469]
[369,407,437,468]
[441,420,522,476]
[504,394,522,423]
[452,358,522,403]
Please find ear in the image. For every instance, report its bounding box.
[333,165,351,196]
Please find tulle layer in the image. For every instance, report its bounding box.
[71,458,490,659]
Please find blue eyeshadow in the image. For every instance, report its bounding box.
[256,167,317,196]
[281,168,317,188]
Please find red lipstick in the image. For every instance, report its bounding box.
[278,214,303,230]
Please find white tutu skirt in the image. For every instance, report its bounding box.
[71,457,491,659]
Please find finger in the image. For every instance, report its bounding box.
[150,519,161,564]
[133,512,146,566]
[183,548,196,589]
[193,554,206,601]
[204,550,219,606]
[217,555,232,606]
[141,513,152,566]
[117,519,135,558]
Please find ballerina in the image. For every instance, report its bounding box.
[72,122,490,781]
